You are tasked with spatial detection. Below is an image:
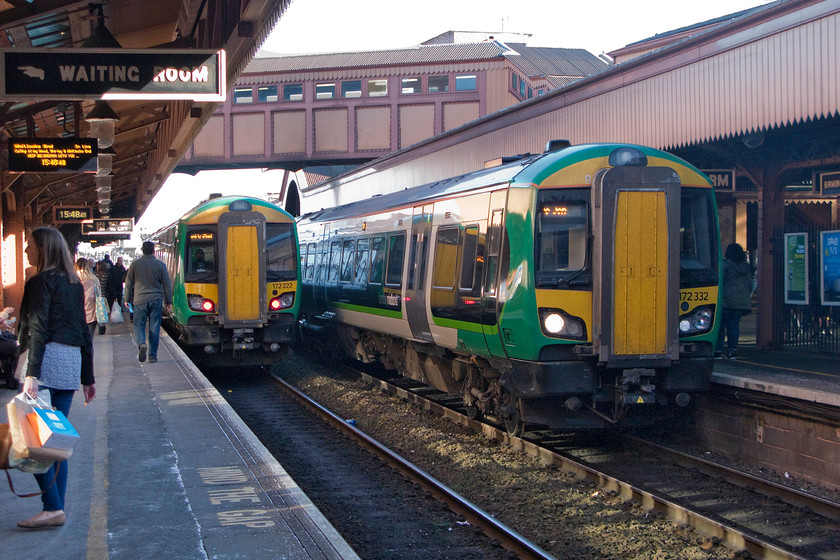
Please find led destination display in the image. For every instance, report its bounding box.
[8,138,97,172]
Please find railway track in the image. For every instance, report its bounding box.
[332,363,840,560]
[205,365,543,560]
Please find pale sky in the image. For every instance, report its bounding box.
[134,0,772,237]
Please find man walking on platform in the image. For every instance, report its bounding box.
[125,241,172,363]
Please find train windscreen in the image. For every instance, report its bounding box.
[266,223,297,281]
[535,189,589,288]
[185,228,217,282]
[679,188,718,287]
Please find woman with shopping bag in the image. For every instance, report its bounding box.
[15,227,95,529]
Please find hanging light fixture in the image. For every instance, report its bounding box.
[96,146,115,176]
[85,100,119,149]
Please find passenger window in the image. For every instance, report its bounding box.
[328,241,342,282]
[369,236,386,284]
[460,226,479,290]
[385,233,406,287]
[314,242,327,283]
[304,243,316,280]
[432,227,459,289]
[340,239,355,282]
[354,238,370,284]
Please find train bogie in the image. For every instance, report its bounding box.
[298,142,719,434]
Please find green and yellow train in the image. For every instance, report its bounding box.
[297,142,720,434]
[152,194,300,364]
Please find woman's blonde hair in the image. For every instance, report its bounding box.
[75,257,96,283]
[29,227,78,283]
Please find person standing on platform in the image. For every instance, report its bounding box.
[125,241,172,364]
[717,243,755,359]
[74,258,99,340]
[17,227,95,529]
[107,255,127,312]
[94,258,111,335]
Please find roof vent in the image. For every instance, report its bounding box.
[208,193,223,200]
[544,139,572,153]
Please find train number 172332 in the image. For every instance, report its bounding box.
[680,290,710,302]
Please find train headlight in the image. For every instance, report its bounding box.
[539,308,586,340]
[188,294,215,313]
[269,292,295,311]
[679,306,714,336]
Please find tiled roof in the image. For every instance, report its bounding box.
[503,43,607,79]
[246,43,508,73]
[245,40,607,79]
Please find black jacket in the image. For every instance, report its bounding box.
[18,268,94,385]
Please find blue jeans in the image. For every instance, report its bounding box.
[718,308,745,354]
[134,300,163,358]
[34,389,74,511]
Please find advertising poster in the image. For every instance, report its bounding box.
[784,233,808,304]
[821,230,840,306]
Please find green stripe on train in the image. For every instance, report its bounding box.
[332,301,402,319]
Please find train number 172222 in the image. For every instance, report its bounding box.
[680,290,710,302]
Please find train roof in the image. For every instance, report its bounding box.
[150,195,292,238]
[298,143,710,224]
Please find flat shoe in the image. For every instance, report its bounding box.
[138,343,147,362]
[18,511,65,528]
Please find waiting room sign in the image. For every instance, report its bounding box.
[0,48,226,101]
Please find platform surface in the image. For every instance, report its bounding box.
[0,319,359,560]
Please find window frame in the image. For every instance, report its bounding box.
[233,87,253,104]
[257,85,278,102]
[367,79,388,97]
[315,82,336,100]
[283,83,304,101]
[385,233,406,287]
[341,80,362,98]
[400,77,421,95]
[432,226,460,290]
[455,74,477,92]
[428,75,450,93]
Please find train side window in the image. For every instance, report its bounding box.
[385,233,406,287]
[354,238,370,284]
[369,236,386,285]
[460,225,479,290]
[340,239,355,282]
[305,243,316,280]
[266,224,297,281]
[328,241,342,283]
[485,211,503,296]
[432,227,459,289]
[314,241,328,283]
[185,229,216,280]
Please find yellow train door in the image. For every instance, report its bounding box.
[226,225,261,321]
[592,165,680,367]
[613,191,668,355]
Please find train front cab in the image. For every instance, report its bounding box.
[178,200,299,358]
[501,146,719,432]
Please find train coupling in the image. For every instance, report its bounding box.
[620,368,657,405]
[232,328,256,350]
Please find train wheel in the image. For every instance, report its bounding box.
[502,392,525,437]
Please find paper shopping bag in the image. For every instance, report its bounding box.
[27,407,79,451]
[6,398,70,473]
